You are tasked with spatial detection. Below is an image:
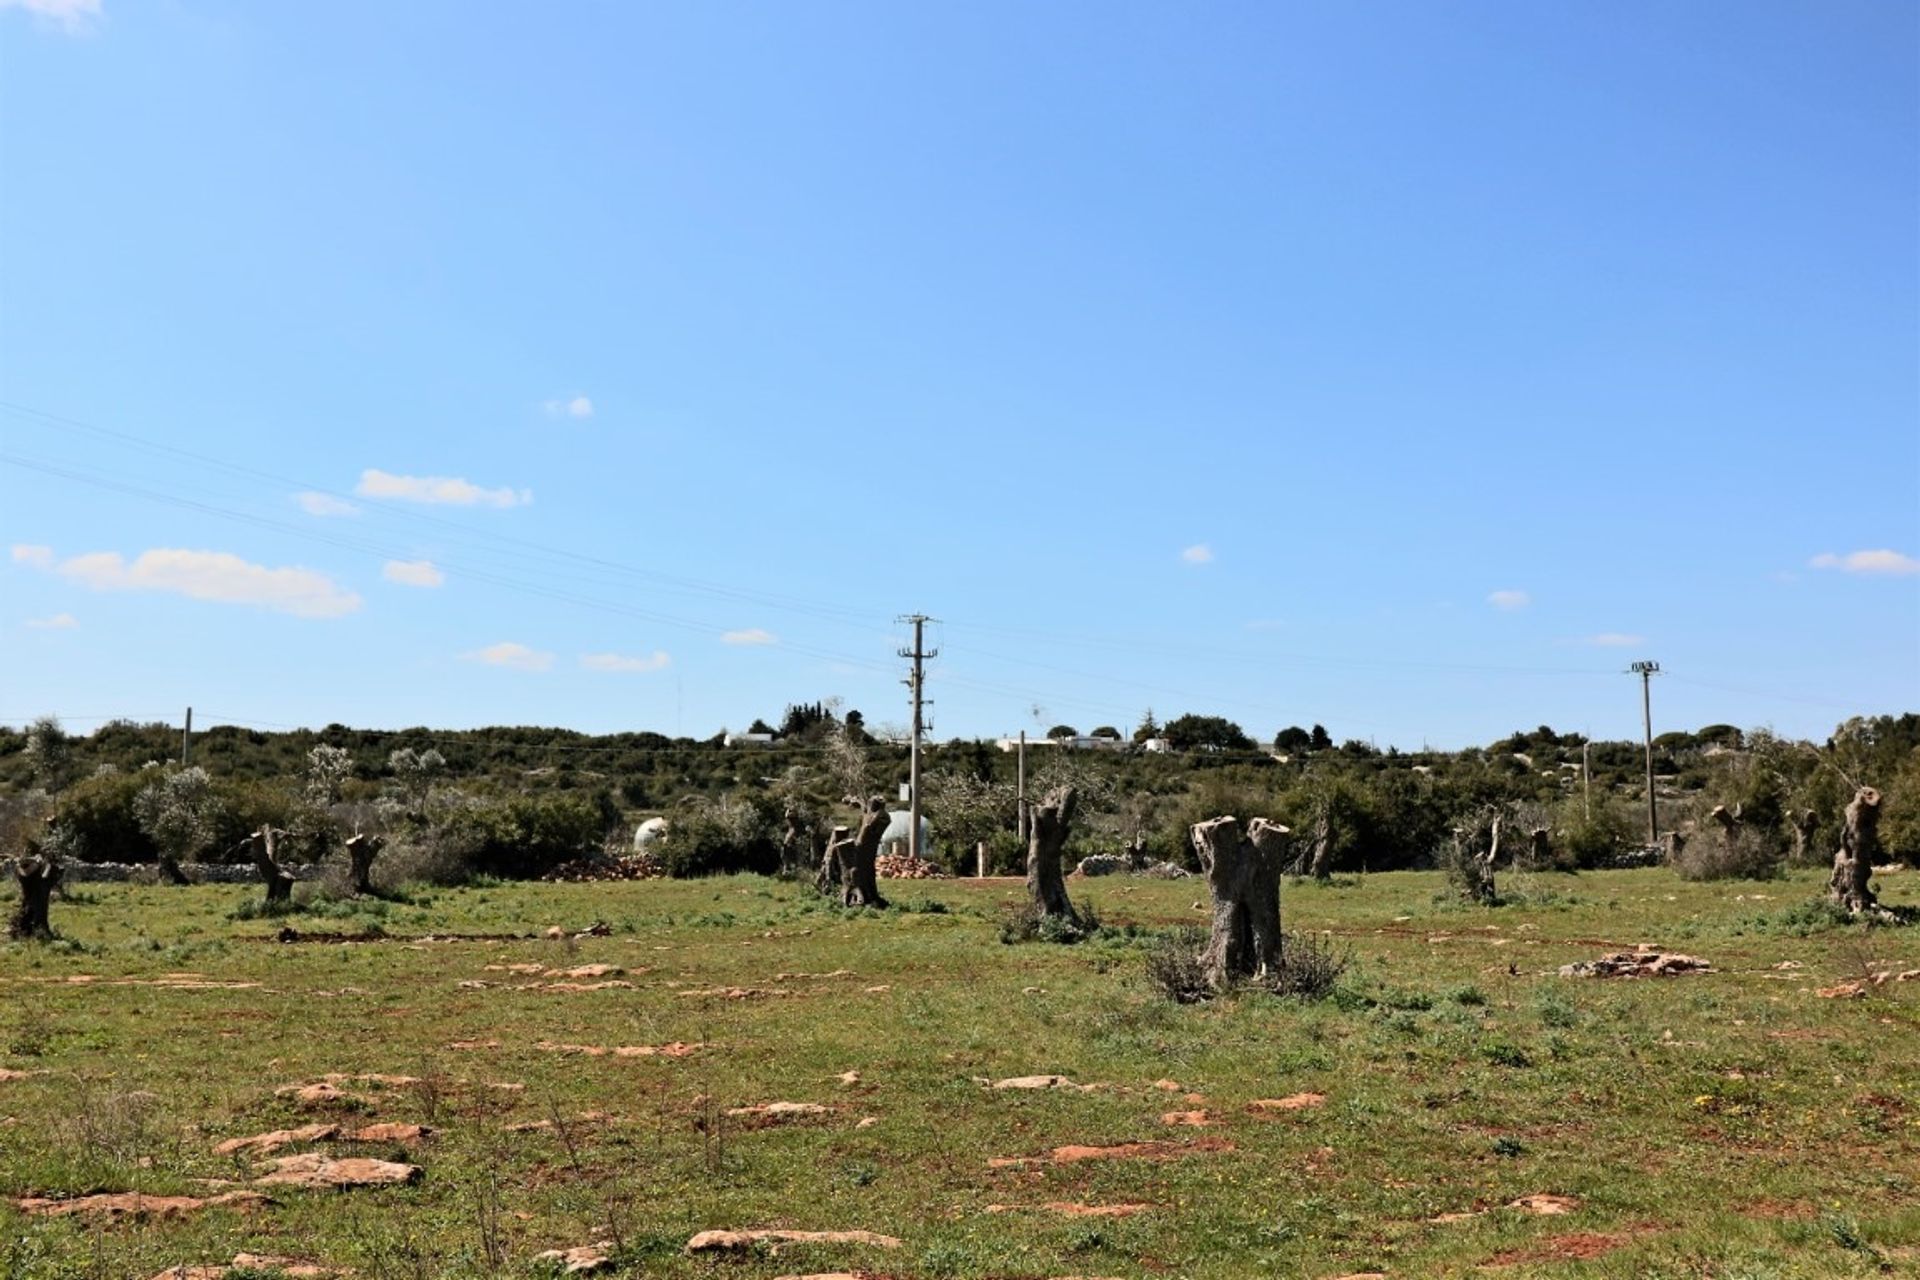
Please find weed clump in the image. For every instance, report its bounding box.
[1144,927,1349,1003]
[997,899,1099,944]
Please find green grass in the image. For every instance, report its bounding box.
[1,867,1916,1278]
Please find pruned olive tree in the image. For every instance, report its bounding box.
[1830,786,1883,916]
[1190,815,1290,986]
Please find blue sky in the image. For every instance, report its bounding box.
[2,0,1914,749]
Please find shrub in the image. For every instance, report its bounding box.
[1673,811,1787,881]
[436,793,614,879]
[1265,931,1351,1000]
[655,796,777,878]
[53,769,157,863]
[1143,927,1212,1003]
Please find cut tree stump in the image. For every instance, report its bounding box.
[156,854,192,886]
[9,850,59,941]
[345,834,383,896]
[243,827,296,905]
[1190,816,1289,986]
[1453,809,1502,905]
[1830,787,1882,915]
[817,825,851,896]
[1789,808,1818,865]
[1026,786,1079,923]
[840,797,890,909]
[1306,807,1335,880]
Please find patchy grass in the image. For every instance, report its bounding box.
[0,867,1915,1278]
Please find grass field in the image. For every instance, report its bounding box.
[2,865,1916,1279]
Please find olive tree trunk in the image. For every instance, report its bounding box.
[345,833,383,896]
[1025,785,1079,922]
[156,854,192,885]
[244,826,295,905]
[1306,808,1335,880]
[817,824,851,896]
[1452,809,1502,905]
[9,853,59,941]
[1191,816,1289,986]
[1789,808,1818,865]
[1829,787,1882,915]
[840,797,890,909]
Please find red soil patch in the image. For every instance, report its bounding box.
[1484,1232,1632,1265]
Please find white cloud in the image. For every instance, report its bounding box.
[1585,632,1644,647]
[10,544,54,568]
[1181,543,1214,565]
[582,650,671,673]
[356,469,531,508]
[1487,589,1531,611]
[720,628,778,646]
[0,0,103,35]
[26,612,77,630]
[49,548,361,618]
[295,491,360,518]
[1809,549,1920,577]
[382,559,445,588]
[460,642,553,671]
[545,395,594,419]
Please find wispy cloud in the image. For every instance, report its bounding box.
[544,394,594,419]
[35,547,360,618]
[295,491,360,518]
[1487,588,1531,611]
[460,642,553,671]
[720,628,778,646]
[1181,543,1214,565]
[382,559,445,588]
[1808,549,1919,577]
[356,469,531,508]
[26,612,77,630]
[1584,632,1644,647]
[582,650,671,673]
[1,0,103,35]
[10,544,54,568]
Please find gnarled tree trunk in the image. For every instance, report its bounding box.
[156,854,192,885]
[9,852,59,941]
[1526,826,1552,868]
[1789,808,1818,865]
[243,826,295,905]
[1830,787,1882,915]
[840,797,890,909]
[1025,786,1079,922]
[817,825,851,896]
[1191,816,1289,986]
[779,804,806,875]
[1452,809,1502,905]
[345,833,383,896]
[1306,807,1335,879]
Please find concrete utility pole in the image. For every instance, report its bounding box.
[181,706,192,766]
[1016,730,1028,845]
[1582,739,1592,822]
[1631,661,1660,845]
[897,615,937,862]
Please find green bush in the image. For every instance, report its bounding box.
[437,793,614,879]
[53,769,157,863]
[655,796,777,878]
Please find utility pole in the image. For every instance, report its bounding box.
[1630,661,1660,845]
[1017,730,1028,845]
[1581,739,1592,823]
[897,615,937,863]
[181,706,192,766]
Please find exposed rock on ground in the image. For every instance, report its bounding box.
[1559,947,1710,978]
